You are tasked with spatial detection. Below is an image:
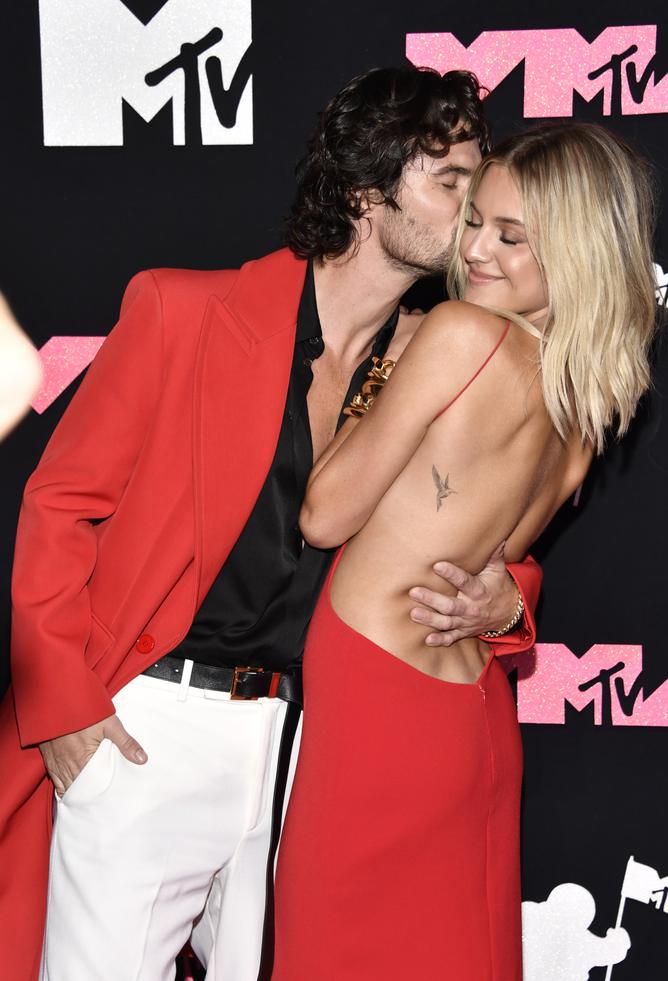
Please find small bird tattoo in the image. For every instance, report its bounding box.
[432,465,456,512]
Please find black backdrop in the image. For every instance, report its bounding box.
[1,2,666,977]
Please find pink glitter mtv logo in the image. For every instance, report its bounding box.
[509,644,668,726]
[32,336,105,413]
[406,26,668,117]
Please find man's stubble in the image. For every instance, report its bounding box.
[378,204,456,282]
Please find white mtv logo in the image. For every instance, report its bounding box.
[39,0,252,146]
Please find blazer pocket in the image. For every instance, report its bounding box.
[84,612,115,668]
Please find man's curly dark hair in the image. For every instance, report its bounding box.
[285,66,490,260]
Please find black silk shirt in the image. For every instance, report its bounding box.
[169,263,399,672]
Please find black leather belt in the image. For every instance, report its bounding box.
[142,654,303,706]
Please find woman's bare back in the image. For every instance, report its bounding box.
[329,314,592,685]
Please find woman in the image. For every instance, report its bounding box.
[271,123,657,980]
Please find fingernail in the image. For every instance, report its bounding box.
[135,749,147,764]
[425,635,438,646]
[409,588,421,599]
[411,609,426,622]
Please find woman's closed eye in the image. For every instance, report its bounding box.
[465,218,522,246]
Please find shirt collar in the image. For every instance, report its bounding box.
[296,260,321,343]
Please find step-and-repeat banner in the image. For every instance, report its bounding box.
[1,2,666,977]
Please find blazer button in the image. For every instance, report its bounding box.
[135,633,155,654]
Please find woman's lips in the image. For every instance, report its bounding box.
[467,268,504,285]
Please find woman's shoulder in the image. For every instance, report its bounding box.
[421,299,506,330]
[413,300,511,363]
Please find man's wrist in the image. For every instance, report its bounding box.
[480,580,524,639]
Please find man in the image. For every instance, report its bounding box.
[0,66,540,980]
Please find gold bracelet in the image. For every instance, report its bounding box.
[343,357,396,417]
[479,589,525,640]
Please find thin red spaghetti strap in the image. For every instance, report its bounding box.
[432,320,511,421]
[325,542,347,592]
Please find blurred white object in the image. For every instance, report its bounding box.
[0,293,42,439]
[654,261,667,306]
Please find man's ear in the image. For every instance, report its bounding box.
[347,187,387,250]
[349,187,385,215]
[364,188,387,211]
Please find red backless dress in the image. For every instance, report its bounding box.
[272,323,523,980]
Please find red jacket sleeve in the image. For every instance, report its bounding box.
[488,555,542,657]
[10,271,164,747]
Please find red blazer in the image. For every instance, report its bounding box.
[0,248,541,978]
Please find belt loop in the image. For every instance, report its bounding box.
[177,658,194,702]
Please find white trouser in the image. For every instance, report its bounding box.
[39,668,301,981]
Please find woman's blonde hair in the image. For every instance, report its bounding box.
[447,123,658,453]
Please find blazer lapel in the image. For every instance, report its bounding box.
[193,249,307,610]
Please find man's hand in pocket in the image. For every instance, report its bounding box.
[39,714,147,797]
